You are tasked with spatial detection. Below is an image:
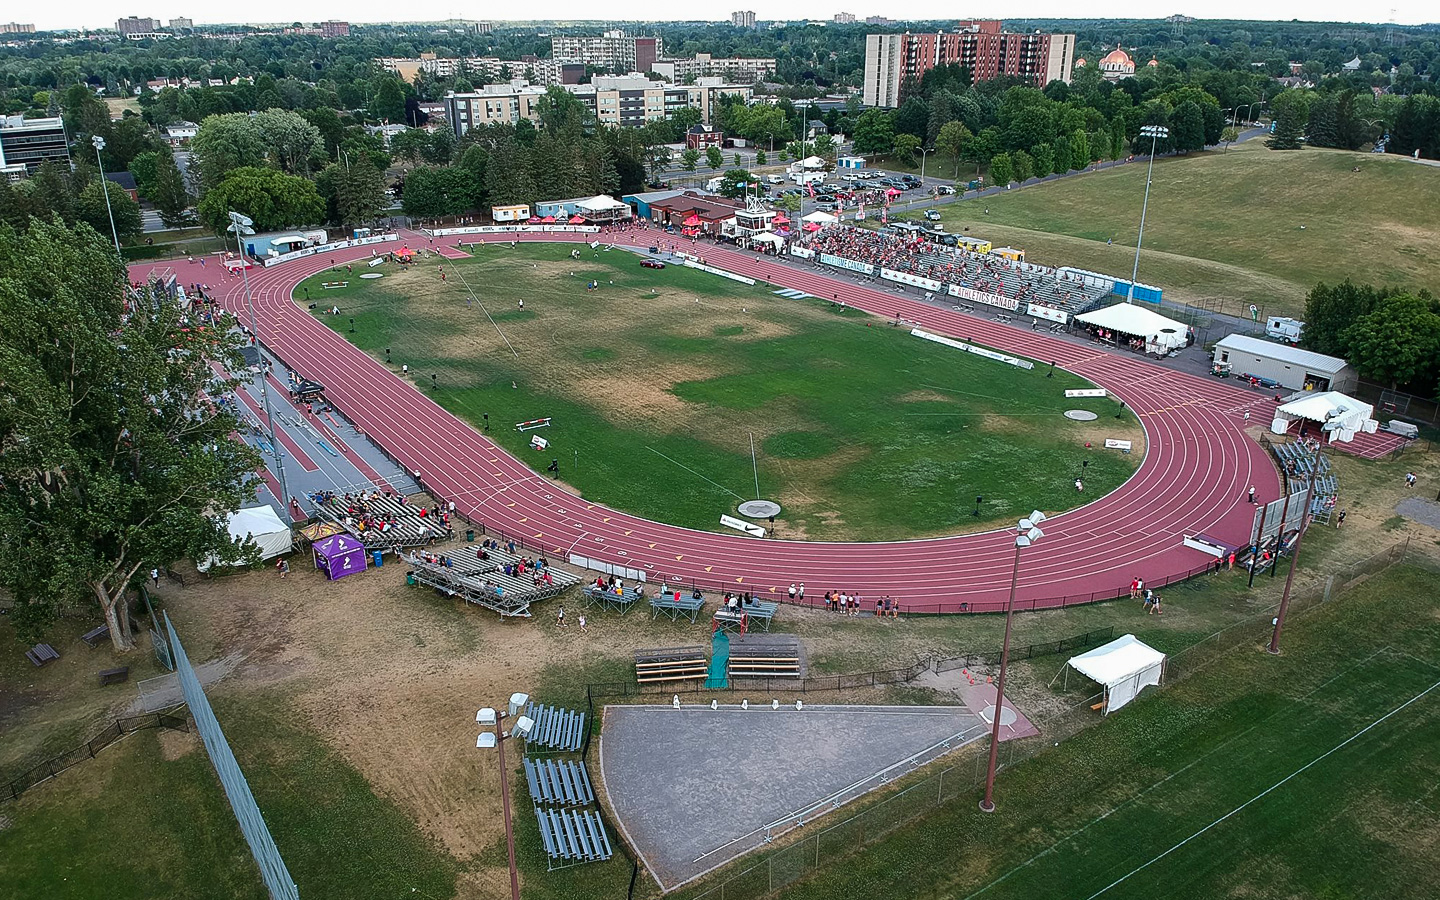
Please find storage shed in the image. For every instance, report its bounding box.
[1213,334,1356,393]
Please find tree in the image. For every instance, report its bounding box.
[76,181,143,243]
[1170,101,1206,153]
[390,127,431,164]
[128,151,162,199]
[1342,293,1440,389]
[1267,91,1309,151]
[852,109,896,155]
[152,152,193,227]
[988,152,1014,186]
[371,77,408,124]
[191,113,267,190]
[935,121,972,178]
[318,155,388,226]
[892,133,921,163]
[718,168,759,199]
[252,108,325,176]
[1303,280,1390,357]
[1219,126,1240,151]
[706,145,724,170]
[400,166,479,218]
[197,167,326,235]
[1030,143,1054,178]
[1070,131,1092,168]
[812,134,837,160]
[0,220,261,650]
[1010,149,1034,183]
[681,148,701,171]
[755,149,767,166]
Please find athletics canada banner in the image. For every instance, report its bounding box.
[820,253,876,275]
[947,283,1020,311]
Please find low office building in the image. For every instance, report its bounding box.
[0,115,70,177]
[644,191,744,232]
[1213,333,1356,393]
[445,77,751,136]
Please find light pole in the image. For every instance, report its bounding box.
[1125,125,1169,305]
[91,135,122,256]
[227,210,291,514]
[918,146,934,186]
[478,696,534,900]
[1268,478,1316,655]
[980,510,1046,813]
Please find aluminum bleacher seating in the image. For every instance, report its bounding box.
[524,702,586,752]
[524,757,596,806]
[534,806,612,866]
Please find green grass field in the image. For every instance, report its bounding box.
[301,244,1141,540]
[931,143,1440,319]
[742,562,1440,900]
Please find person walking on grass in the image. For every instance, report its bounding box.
[1148,593,1162,615]
[1406,471,1417,488]
[1142,588,1155,613]
[578,614,588,635]
[556,605,568,627]
[1337,509,1346,529]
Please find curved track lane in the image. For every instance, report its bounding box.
[146,232,1279,612]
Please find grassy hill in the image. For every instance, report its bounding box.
[934,143,1440,318]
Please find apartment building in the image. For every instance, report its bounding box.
[320,21,350,38]
[863,20,1073,107]
[116,16,159,36]
[730,11,756,28]
[380,54,585,86]
[0,23,37,33]
[550,31,662,72]
[444,77,752,136]
[444,84,550,135]
[650,52,776,85]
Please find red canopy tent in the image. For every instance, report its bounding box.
[568,214,587,224]
[682,215,702,227]
[540,215,557,223]
[526,217,542,224]
[803,222,821,232]
[772,214,790,224]
[885,188,903,197]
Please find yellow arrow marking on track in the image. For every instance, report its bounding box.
[735,577,744,583]
[506,502,516,508]
[624,530,633,536]
[649,542,657,549]
[519,517,528,523]
[675,555,683,561]
[705,566,713,572]
[603,517,611,523]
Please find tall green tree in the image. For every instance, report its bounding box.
[191,112,268,190]
[0,219,261,650]
[935,120,971,178]
[681,148,701,171]
[1341,293,1440,389]
[152,151,193,227]
[706,145,725,170]
[371,77,408,124]
[852,109,895,155]
[76,180,143,243]
[988,152,1014,186]
[1302,280,1386,357]
[127,151,162,199]
[892,133,921,163]
[197,166,325,235]
[318,155,388,226]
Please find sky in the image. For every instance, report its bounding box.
[22,4,1435,33]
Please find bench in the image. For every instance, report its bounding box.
[726,634,803,678]
[727,655,801,677]
[650,593,706,623]
[712,600,779,634]
[81,625,110,648]
[99,666,130,686]
[524,703,586,753]
[634,646,708,683]
[534,806,613,866]
[524,758,595,806]
[582,585,641,615]
[25,643,59,667]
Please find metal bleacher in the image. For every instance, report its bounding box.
[312,489,449,550]
[524,757,595,806]
[405,545,580,618]
[524,702,586,753]
[582,584,642,615]
[534,805,613,866]
[1269,440,1339,524]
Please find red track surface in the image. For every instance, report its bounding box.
[142,233,1283,613]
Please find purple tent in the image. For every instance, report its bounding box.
[314,534,367,580]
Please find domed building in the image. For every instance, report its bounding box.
[1147,57,1159,68]
[1075,57,1087,68]
[1098,48,1136,82]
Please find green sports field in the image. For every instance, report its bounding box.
[931,143,1440,319]
[300,244,1142,541]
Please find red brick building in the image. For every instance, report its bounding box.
[863,21,1074,108]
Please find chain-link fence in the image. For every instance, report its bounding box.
[667,541,1415,900]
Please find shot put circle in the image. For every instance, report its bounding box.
[738,500,782,519]
[359,273,384,279]
[979,704,1018,726]
[1064,409,1098,421]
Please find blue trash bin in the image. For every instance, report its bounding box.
[372,551,383,568]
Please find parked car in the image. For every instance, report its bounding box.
[936,185,956,195]
[924,209,942,221]
[640,260,666,269]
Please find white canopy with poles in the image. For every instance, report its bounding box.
[197,505,292,571]
[1271,390,1377,443]
[1074,303,1190,354]
[1066,634,1166,714]
[801,210,839,225]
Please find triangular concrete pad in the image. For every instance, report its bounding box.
[599,703,988,891]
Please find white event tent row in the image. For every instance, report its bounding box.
[197,505,292,572]
[1065,634,1166,715]
[1271,391,1378,443]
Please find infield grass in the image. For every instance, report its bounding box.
[300,244,1142,541]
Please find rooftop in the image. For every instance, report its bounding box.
[1215,333,1349,373]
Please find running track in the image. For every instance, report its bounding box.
[141,231,1283,613]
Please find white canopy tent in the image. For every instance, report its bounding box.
[798,155,826,170]
[1272,390,1377,443]
[749,232,785,248]
[801,210,839,225]
[577,194,627,213]
[1066,634,1166,715]
[198,505,292,571]
[1074,303,1190,354]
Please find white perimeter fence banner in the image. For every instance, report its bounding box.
[787,246,815,259]
[911,328,1035,370]
[682,258,756,285]
[426,225,602,237]
[947,283,1020,311]
[262,233,398,267]
[819,253,876,275]
[568,554,647,583]
[1028,304,1070,324]
[880,268,943,292]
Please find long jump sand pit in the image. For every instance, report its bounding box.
[599,703,989,891]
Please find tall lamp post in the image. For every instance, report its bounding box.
[91,135,122,256]
[980,510,1046,813]
[227,210,291,514]
[918,146,934,187]
[1268,478,1317,655]
[478,695,535,900]
[1125,125,1169,305]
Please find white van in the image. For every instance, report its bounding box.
[705,176,725,192]
[793,171,826,186]
[767,174,785,185]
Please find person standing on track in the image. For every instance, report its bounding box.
[1248,485,1257,504]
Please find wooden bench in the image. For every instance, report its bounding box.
[99,666,130,686]
[634,646,708,683]
[81,624,110,648]
[25,643,59,667]
[727,655,801,677]
[726,634,803,678]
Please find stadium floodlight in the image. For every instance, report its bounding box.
[90,134,121,256]
[1126,125,1170,304]
[476,703,523,900]
[980,512,1047,813]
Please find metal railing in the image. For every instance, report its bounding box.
[0,707,189,804]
